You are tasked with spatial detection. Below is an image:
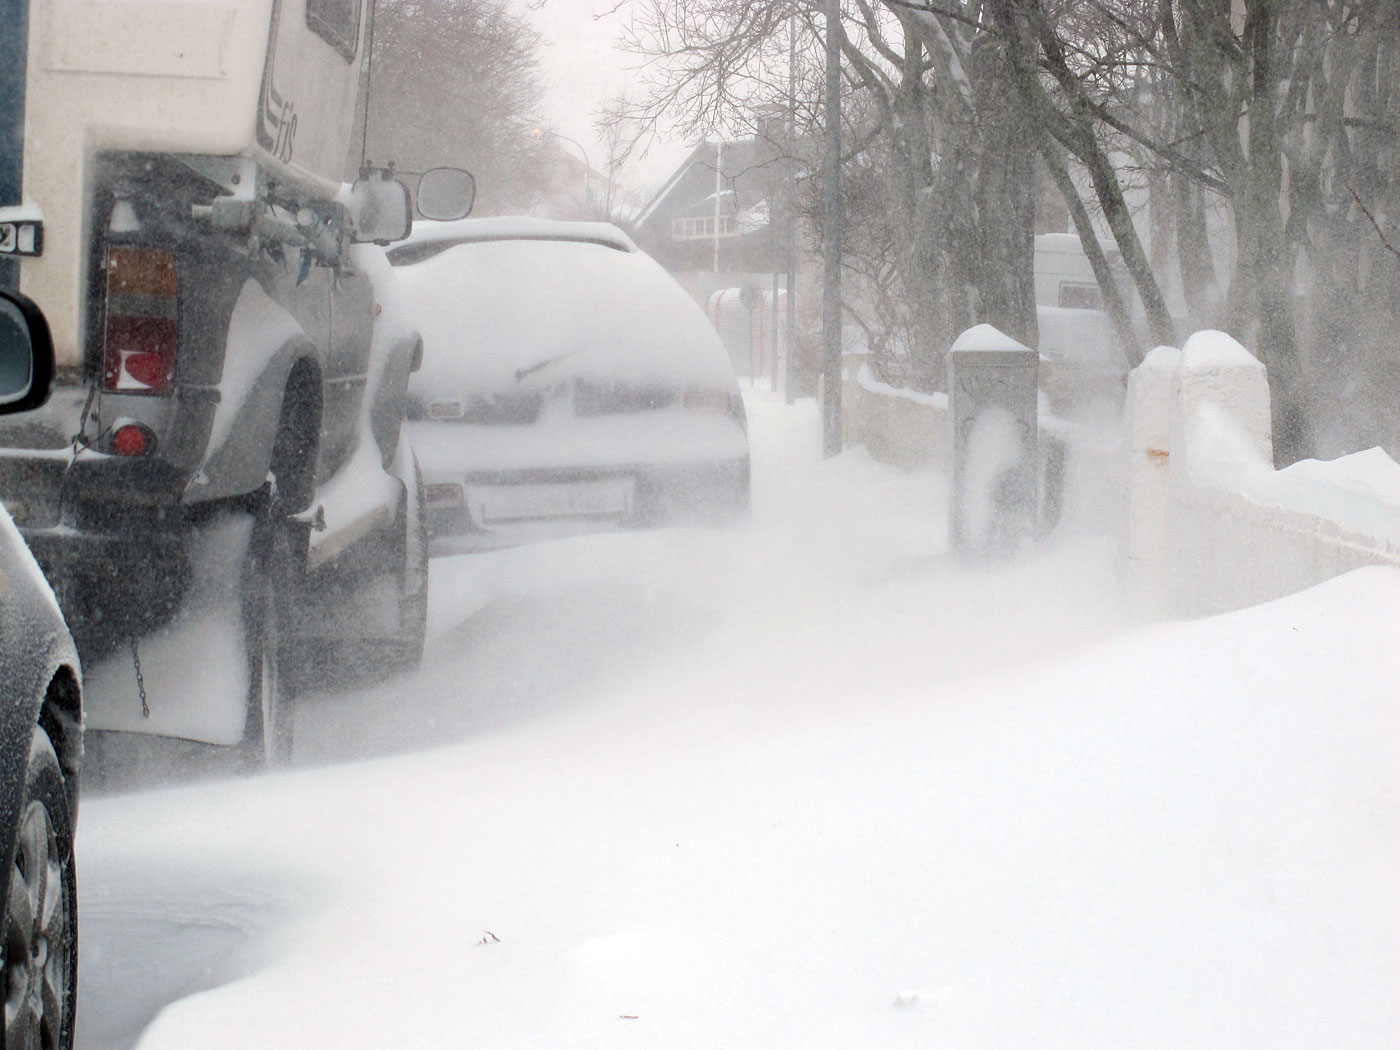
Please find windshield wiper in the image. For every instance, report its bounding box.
[514,349,582,381]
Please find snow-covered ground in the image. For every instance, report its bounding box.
[75,391,1400,1050]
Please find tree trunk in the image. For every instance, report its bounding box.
[969,26,1039,349]
[1229,0,1312,465]
[1172,169,1219,331]
[1040,139,1142,365]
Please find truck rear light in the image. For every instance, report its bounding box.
[110,422,156,457]
[103,245,179,394]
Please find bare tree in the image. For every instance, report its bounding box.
[625,0,1399,457]
[965,0,1397,460]
[621,0,1040,392]
[364,0,551,214]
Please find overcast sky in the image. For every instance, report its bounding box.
[509,0,692,202]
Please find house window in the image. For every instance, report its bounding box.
[672,215,738,240]
[307,0,361,62]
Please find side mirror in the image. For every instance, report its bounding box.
[416,168,476,222]
[0,288,54,415]
[349,173,413,245]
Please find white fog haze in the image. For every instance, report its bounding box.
[0,1,1396,1049]
[75,394,1398,1049]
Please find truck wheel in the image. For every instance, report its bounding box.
[241,518,301,766]
[2,728,77,1050]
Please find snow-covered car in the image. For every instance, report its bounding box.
[387,217,751,552]
[0,289,82,1050]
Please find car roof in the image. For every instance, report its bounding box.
[389,215,638,266]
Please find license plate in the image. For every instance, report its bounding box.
[0,220,43,257]
[468,478,635,525]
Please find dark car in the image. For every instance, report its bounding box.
[387,217,751,553]
[0,288,83,1050]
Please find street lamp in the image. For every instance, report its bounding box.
[531,128,598,218]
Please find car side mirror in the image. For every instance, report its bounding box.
[0,288,54,415]
[416,167,475,222]
[349,173,413,245]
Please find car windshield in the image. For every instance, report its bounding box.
[6,3,1397,1050]
[394,230,732,403]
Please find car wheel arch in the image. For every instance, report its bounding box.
[38,667,82,823]
[269,356,324,514]
[185,338,325,507]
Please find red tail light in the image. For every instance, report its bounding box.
[102,245,178,394]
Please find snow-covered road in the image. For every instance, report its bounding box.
[75,392,1400,1049]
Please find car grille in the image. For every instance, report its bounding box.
[412,382,678,423]
[410,392,544,425]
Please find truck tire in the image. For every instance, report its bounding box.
[2,728,78,1050]
[240,516,302,766]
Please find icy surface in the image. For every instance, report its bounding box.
[76,393,1400,1050]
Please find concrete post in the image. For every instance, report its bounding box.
[948,324,1039,558]
[1123,345,1182,616]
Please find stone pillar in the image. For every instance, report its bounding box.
[1123,345,1182,616]
[947,324,1039,558]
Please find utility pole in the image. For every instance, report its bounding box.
[821,0,842,456]
[784,3,797,406]
[713,139,723,273]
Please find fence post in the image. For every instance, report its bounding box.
[947,324,1039,558]
[1123,346,1181,616]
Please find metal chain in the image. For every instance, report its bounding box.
[129,635,150,718]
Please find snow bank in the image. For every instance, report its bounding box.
[74,389,1400,1047]
[1125,330,1400,615]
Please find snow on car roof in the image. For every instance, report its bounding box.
[389,215,637,266]
[394,227,736,397]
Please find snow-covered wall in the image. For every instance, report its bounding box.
[840,330,1400,619]
[840,353,1121,544]
[1125,331,1400,617]
[841,358,949,470]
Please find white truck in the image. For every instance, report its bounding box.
[0,0,473,763]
